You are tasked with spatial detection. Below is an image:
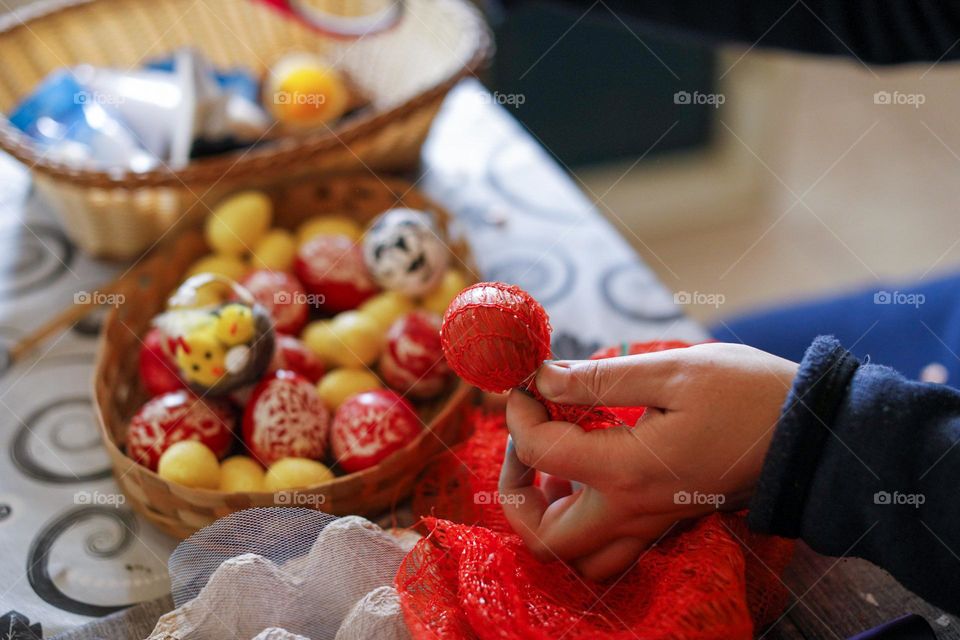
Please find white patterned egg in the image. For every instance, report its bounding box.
[362,208,448,296]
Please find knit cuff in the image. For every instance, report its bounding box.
[747,335,861,537]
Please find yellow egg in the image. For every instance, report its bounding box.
[297,215,363,245]
[268,55,349,128]
[265,457,335,491]
[186,254,249,283]
[421,269,469,316]
[157,441,220,489]
[205,191,273,256]
[251,229,297,272]
[302,320,338,361]
[359,291,414,330]
[327,311,382,368]
[219,456,266,492]
[317,368,382,410]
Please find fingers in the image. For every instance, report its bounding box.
[573,537,647,582]
[499,436,550,547]
[536,352,685,407]
[506,390,632,485]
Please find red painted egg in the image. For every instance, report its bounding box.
[440,282,552,393]
[127,390,235,470]
[330,390,421,473]
[139,327,186,396]
[240,270,309,335]
[294,234,379,313]
[380,311,451,398]
[269,334,326,383]
[242,369,330,465]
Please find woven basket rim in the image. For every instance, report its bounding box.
[0,0,493,188]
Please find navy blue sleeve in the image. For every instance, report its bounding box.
[508,0,960,65]
[748,336,960,614]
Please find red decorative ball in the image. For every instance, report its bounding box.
[380,311,451,398]
[440,282,552,393]
[331,389,421,473]
[242,369,330,465]
[269,334,326,383]
[127,390,235,470]
[240,270,309,335]
[294,235,379,313]
[139,328,186,396]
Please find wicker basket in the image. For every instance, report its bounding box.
[0,0,491,259]
[93,174,478,539]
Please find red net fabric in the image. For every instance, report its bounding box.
[440,282,553,394]
[401,341,795,640]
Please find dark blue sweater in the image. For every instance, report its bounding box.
[748,336,960,614]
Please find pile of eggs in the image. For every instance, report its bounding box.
[127,189,469,492]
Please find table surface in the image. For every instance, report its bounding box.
[0,80,955,640]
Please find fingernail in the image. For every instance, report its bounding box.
[537,362,571,398]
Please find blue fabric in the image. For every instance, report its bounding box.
[711,272,960,380]
[748,336,960,615]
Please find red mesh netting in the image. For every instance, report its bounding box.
[400,341,795,640]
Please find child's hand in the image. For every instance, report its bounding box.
[498,342,798,581]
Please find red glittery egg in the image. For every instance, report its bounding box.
[269,334,326,383]
[139,327,186,396]
[440,282,552,393]
[330,389,421,473]
[240,270,309,335]
[380,311,451,398]
[127,390,235,470]
[294,234,379,313]
[242,369,330,465]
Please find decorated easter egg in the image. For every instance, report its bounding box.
[172,302,276,394]
[362,208,448,296]
[269,334,326,383]
[127,390,235,470]
[379,311,450,398]
[330,390,420,473]
[316,368,382,410]
[243,370,331,465]
[219,455,266,492]
[241,270,310,335]
[139,327,185,396]
[205,190,272,256]
[265,457,335,490]
[440,282,552,393]
[158,441,221,489]
[294,234,379,312]
[266,53,349,128]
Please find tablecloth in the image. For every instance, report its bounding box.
[0,79,705,639]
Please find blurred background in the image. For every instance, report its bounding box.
[4,0,958,325]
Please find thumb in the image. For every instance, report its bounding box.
[536,352,682,408]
